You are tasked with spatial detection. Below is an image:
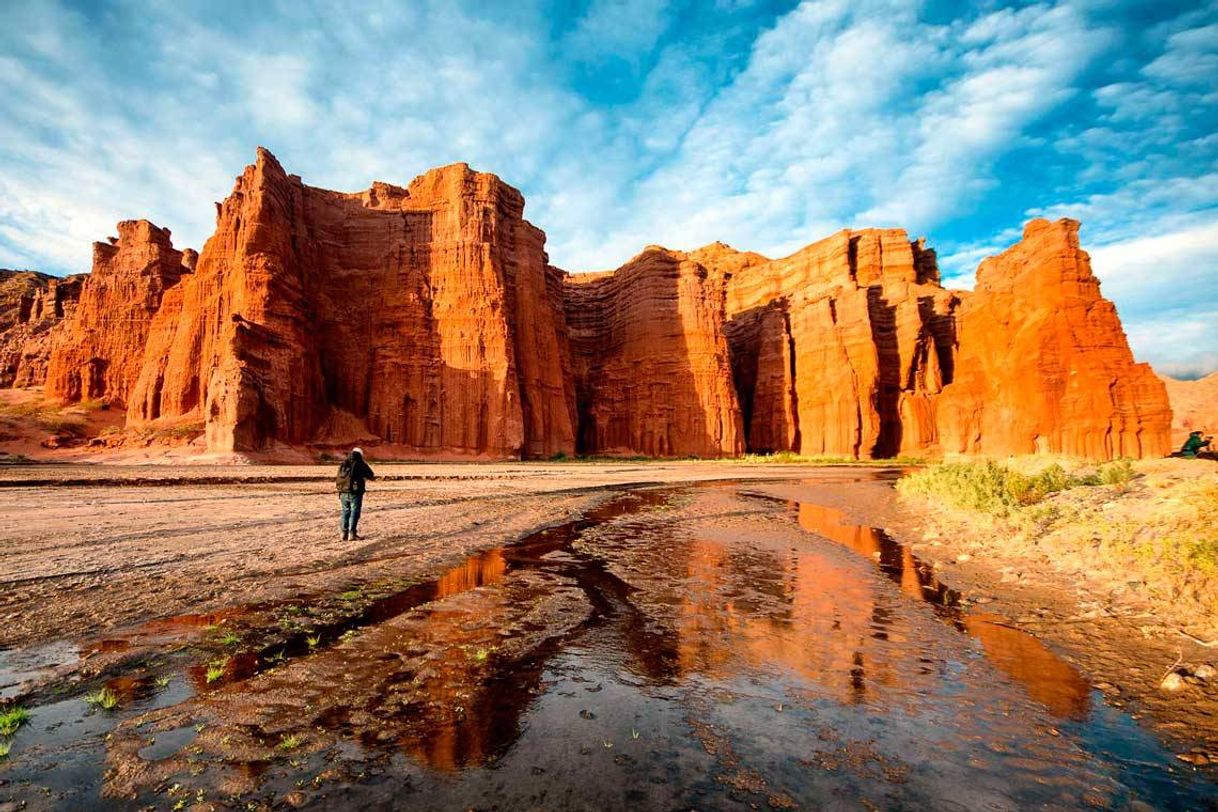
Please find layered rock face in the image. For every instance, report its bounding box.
[713,230,957,458]
[18,150,1168,460]
[0,270,84,388]
[937,219,1170,459]
[563,249,743,457]
[124,149,575,457]
[45,221,190,405]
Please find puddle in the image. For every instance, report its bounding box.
[791,498,1093,720]
[0,639,79,700]
[2,478,1216,809]
[136,724,197,761]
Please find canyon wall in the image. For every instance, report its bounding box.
[45,221,191,405]
[713,230,956,458]
[0,270,84,388]
[563,248,743,457]
[9,150,1169,460]
[1159,371,1218,447]
[937,219,1171,459]
[121,149,576,457]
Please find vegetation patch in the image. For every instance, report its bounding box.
[896,459,1137,517]
[85,687,119,710]
[0,706,30,736]
[898,458,1218,635]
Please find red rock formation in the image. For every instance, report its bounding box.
[938,219,1170,458]
[710,229,956,458]
[126,149,576,457]
[0,270,84,388]
[45,221,189,405]
[17,149,1167,461]
[563,248,743,457]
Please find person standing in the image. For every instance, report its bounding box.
[336,447,376,541]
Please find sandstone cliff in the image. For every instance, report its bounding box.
[125,149,575,457]
[563,248,743,457]
[45,221,190,405]
[12,150,1170,460]
[0,270,84,388]
[712,230,956,458]
[938,219,1171,459]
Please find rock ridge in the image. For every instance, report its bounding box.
[1,150,1170,460]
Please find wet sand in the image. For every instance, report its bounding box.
[1,464,1216,809]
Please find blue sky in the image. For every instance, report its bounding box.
[1,0,1215,377]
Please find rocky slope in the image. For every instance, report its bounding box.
[0,269,85,388]
[1159,372,1218,447]
[0,149,1172,460]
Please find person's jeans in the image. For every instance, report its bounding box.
[339,491,364,537]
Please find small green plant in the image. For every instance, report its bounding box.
[154,676,172,688]
[205,660,227,684]
[472,648,490,662]
[277,733,304,751]
[339,590,363,602]
[306,634,321,648]
[85,687,119,710]
[0,740,11,759]
[0,706,30,737]
[1099,459,1136,488]
[217,631,241,646]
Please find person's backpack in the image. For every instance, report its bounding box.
[335,457,356,492]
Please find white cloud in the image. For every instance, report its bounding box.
[562,0,675,63]
[0,0,1214,377]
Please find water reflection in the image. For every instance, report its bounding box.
[674,538,917,704]
[964,614,1091,720]
[76,483,1213,810]
[793,499,1091,721]
[797,502,959,612]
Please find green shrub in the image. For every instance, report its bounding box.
[897,461,1093,516]
[1099,459,1136,488]
[85,687,118,710]
[36,413,87,436]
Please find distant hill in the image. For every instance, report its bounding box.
[1159,371,1218,447]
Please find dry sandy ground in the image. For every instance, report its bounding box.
[0,461,843,648]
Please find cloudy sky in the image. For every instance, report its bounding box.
[1,0,1215,377]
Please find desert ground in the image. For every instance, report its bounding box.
[1,461,1217,809]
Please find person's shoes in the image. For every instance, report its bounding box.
[341,533,349,541]
[349,533,363,541]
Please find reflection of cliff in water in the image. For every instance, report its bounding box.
[673,536,923,704]
[793,499,1091,721]
[963,614,1091,720]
